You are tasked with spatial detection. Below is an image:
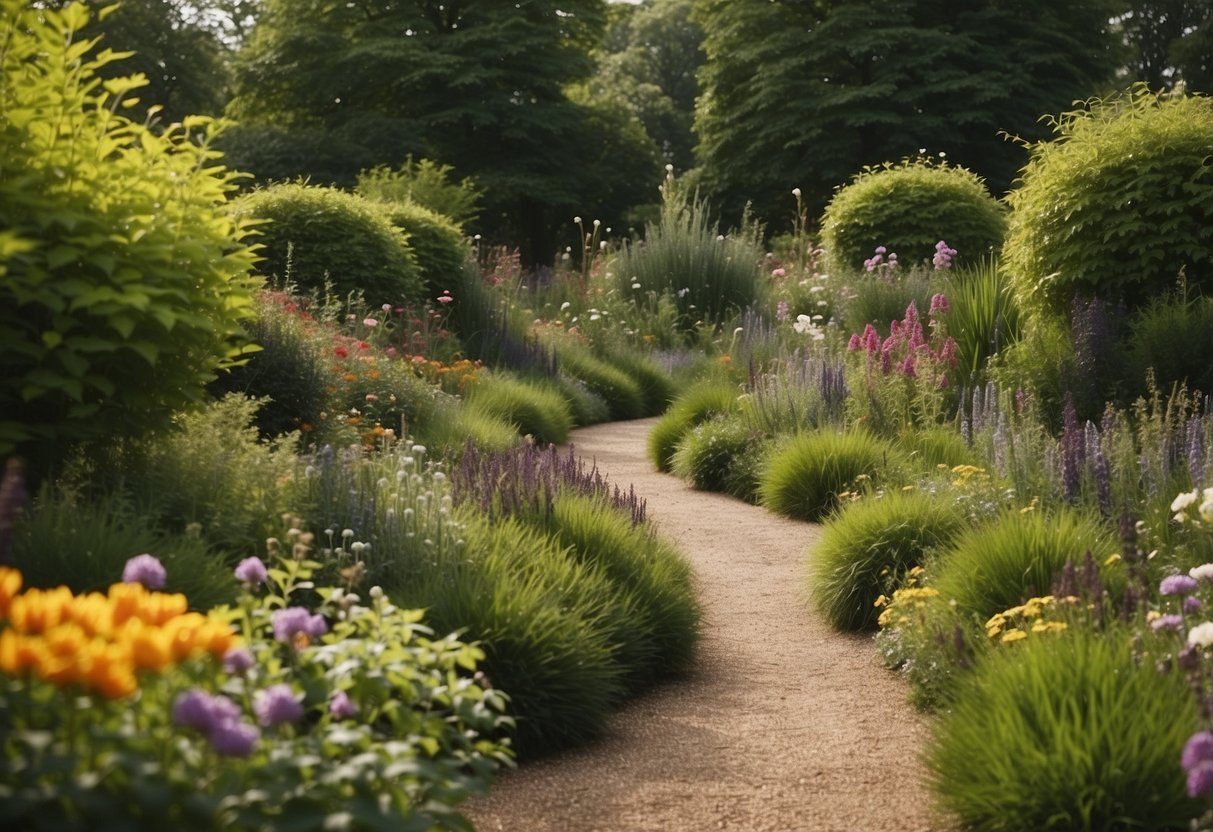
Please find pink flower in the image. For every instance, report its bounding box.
[362,317,378,328]
[897,355,916,378]
[847,333,862,351]
[930,293,950,314]
[437,291,454,305]
[862,324,879,353]
[771,267,786,278]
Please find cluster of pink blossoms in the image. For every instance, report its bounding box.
[847,295,958,385]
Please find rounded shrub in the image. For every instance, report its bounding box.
[810,490,969,631]
[356,158,481,230]
[548,373,611,427]
[1003,88,1213,321]
[722,437,774,505]
[927,626,1200,830]
[1124,290,1213,401]
[374,199,468,296]
[820,159,1006,273]
[671,414,754,493]
[759,430,901,522]
[648,379,741,472]
[930,508,1116,620]
[238,183,423,305]
[465,374,574,445]
[0,3,260,464]
[556,348,646,421]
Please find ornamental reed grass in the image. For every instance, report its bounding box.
[464,373,574,444]
[648,378,742,472]
[926,624,1200,830]
[759,429,903,522]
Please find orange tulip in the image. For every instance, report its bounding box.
[0,567,22,619]
[9,586,74,634]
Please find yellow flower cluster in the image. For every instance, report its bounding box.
[877,586,940,628]
[0,568,236,699]
[950,464,989,488]
[985,595,1069,643]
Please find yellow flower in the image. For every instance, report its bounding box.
[907,566,925,579]
[120,620,173,672]
[0,629,43,675]
[1104,553,1122,567]
[1000,628,1027,643]
[81,641,137,699]
[1031,619,1068,635]
[874,594,888,608]
[0,566,22,620]
[9,586,74,634]
[1146,610,1162,623]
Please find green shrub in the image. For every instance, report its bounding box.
[840,270,932,338]
[356,158,481,229]
[0,2,260,464]
[930,508,1116,620]
[614,173,762,327]
[1125,289,1213,401]
[927,625,1200,830]
[648,379,741,471]
[466,374,574,445]
[413,519,625,756]
[722,436,773,505]
[759,430,901,522]
[810,490,968,631]
[1003,87,1213,321]
[238,183,423,305]
[373,199,468,296]
[11,489,235,611]
[207,291,330,438]
[939,257,1021,383]
[820,158,1006,273]
[556,348,646,421]
[546,493,700,692]
[671,414,754,493]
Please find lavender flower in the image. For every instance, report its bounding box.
[208,719,260,757]
[329,690,358,720]
[254,684,304,727]
[222,647,256,675]
[1186,597,1204,615]
[234,556,268,587]
[271,606,328,643]
[1185,732,1213,798]
[172,689,242,733]
[122,554,166,589]
[1150,614,1185,632]
[1161,575,1200,596]
[933,240,957,270]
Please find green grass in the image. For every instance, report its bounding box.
[603,350,677,416]
[759,430,901,522]
[648,379,741,472]
[556,347,646,421]
[465,374,574,444]
[671,414,754,494]
[927,625,1200,830]
[810,489,968,630]
[929,507,1116,620]
[898,426,978,472]
[940,257,1021,382]
[417,401,520,457]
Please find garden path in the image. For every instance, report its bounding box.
[465,417,937,832]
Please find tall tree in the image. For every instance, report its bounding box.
[692,0,1123,226]
[1116,1,1213,92]
[229,0,646,263]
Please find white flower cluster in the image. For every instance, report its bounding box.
[1171,487,1213,523]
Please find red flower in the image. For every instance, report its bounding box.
[334,346,349,358]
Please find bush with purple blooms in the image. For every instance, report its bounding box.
[0,552,512,831]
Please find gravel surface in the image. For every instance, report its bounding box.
[465,417,940,832]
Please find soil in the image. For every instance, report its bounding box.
[464,417,940,832]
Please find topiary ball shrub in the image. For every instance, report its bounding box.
[465,374,574,445]
[927,625,1200,830]
[759,430,902,522]
[929,507,1116,620]
[0,3,260,465]
[820,158,1006,273]
[810,489,968,631]
[648,379,741,472]
[671,414,754,493]
[373,199,468,297]
[238,183,423,306]
[1003,87,1213,321]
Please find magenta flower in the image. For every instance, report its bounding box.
[847,333,862,351]
[437,291,454,305]
[1161,575,1200,596]
[862,324,880,353]
[897,355,917,378]
[254,684,304,727]
[271,606,328,643]
[1184,731,1213,769]
[122,554,167,590]
[929,292,950,314]
[933,240,957,270]
[234,556,268,587]
[329,690,358,720]
[771,267,786,278]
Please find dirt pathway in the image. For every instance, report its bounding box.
[465,418,938,832]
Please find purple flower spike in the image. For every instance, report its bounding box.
[1161,575,1200,596]
[122,554,167,590]
[254,684,304,727]
[234,556,268,587]
[329,690,358,720]
[208,719,260,757]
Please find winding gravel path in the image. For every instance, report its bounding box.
[465,417,938,832]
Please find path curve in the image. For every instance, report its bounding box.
[465,418,938,832]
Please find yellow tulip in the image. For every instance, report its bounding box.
[0,566,22,619]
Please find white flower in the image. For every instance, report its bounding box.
[1191,563,1213,583]
[792,187,801,198]
[1173,490,1199,512]
[560,301,571,311]
[1189,621,1213,647]
[573,216,582,224]
[631,282,641,290]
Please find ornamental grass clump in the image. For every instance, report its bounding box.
[671,413,757,494]
[648,379,741,472]
[465,373,575,444]
[927,624,1200,830]
[759,429,902,522]
[811,490,969,631]
[929,507,1116,621]
[556,346,646,421]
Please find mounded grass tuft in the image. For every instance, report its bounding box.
[418,402,519,457]
[929,507,1115,620]
[648,379,740,472]
[927,625,1200,830]
[759,430,901,522]
[466,374,574,444]
[810,489,968,630]
[605,350,678,416]
[671,414,754,494]
[899,426,979,472]
[557,348,646,421]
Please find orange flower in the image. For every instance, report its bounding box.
[121,620,173,672]
[0,567,22,620]
[0,629,43,675]
[139,592,188,627]
[81,642,137,699]
[67,592,114,638]
[164,612,209,661]
[9,586,74,634]
[107,582,147,627]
